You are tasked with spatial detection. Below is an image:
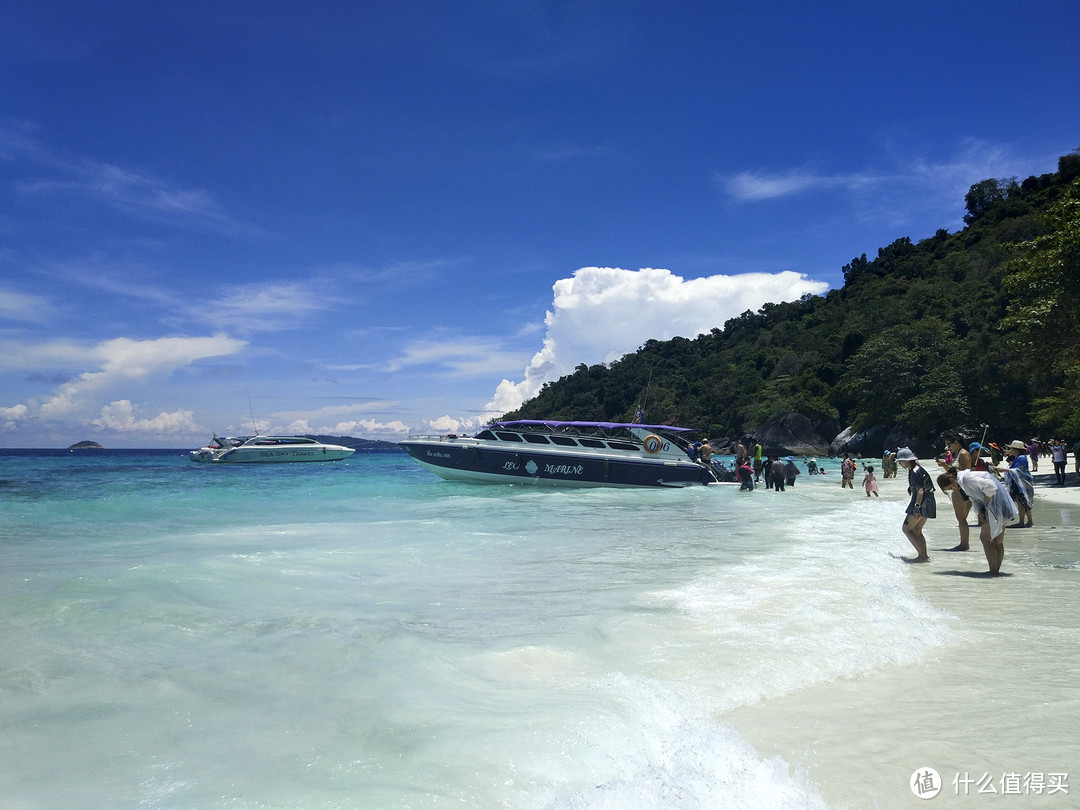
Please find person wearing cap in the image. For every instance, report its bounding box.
[896,447,936,562]
[1001,440,1035,527]
[882,450,897,479]
[967,442,994,472]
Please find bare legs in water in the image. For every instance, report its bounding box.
[903,513,930,562]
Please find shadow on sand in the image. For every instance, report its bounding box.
[934,570,1013,578]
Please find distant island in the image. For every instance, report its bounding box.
[307,435,401,452]
[68,440,105,450]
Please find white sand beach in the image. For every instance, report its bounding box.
[724,458,1080,807]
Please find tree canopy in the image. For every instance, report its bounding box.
[501,151,1080,445]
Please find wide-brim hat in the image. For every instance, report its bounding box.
[1008,440,1027,451]
[895,447,917,462]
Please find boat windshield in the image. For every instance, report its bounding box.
[473,420,699,453]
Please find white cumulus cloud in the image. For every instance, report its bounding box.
[93,400,201,434]
[285,417,411,436]
[38,334,247,418]
[0,404,29,429]
[486,266,828,414]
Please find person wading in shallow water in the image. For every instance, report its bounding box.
[938,468,1017,575]
[841,453,856,489]
[896,447,936,562]
[938,432,972,551]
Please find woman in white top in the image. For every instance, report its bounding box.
[938,468,1018,575]
[1051,439,1067,486]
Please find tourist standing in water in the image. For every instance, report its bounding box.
[1002,440,1035,527]
[783,456,800,487]
[896,447,936,562]
[937,468,1016,575]
[862,465,879,497]
[841,453,856,489]
[770,458,787,491]
[938,432,972,551]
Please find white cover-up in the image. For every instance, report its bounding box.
[958,469,1019,538]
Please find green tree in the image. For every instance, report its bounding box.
[964,177,1018,224]
[838,318,962,433]
[1002,178,1080,433]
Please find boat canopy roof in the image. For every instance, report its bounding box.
[490,420,697,433]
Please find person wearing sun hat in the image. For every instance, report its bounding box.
[966,442,995,472]
[896,447,936,562]
[1000,440,1035,527]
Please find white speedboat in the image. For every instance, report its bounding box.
[189,435,355,464]
[399,420,730,487]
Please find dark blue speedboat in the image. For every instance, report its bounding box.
[399,420,727,487]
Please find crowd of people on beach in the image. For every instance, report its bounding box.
[721,433,1080,578]
[892,432,1080,576]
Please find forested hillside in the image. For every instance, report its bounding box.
[502,152,1080,446]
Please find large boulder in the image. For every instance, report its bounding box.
[755,411,830,457]
[884,426,938,460]
[830,424,890,458]
[831,423,937,459]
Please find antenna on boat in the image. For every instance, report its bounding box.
[633,369,653,423]
[246,391,260,436]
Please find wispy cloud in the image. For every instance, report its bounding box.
[385,333,530,378]
[721,169,879,201]
[2,116,250,234]
[191,281,337,334]
[0,282,55,323]
[718,139,1055,212]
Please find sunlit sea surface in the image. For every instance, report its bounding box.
[2,448,1077,809]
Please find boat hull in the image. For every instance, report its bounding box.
[190,442,354,464]
[399,440,712,488]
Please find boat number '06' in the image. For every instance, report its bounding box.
[643,435,668,454]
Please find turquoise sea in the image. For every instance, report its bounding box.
[1,448,1077,808]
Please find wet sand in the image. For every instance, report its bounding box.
[723,460,1080,807]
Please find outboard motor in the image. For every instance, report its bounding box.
[709,459,736,483]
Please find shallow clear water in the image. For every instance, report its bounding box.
[1,450,1076,808]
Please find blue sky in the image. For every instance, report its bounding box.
[2,1,1077,448]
